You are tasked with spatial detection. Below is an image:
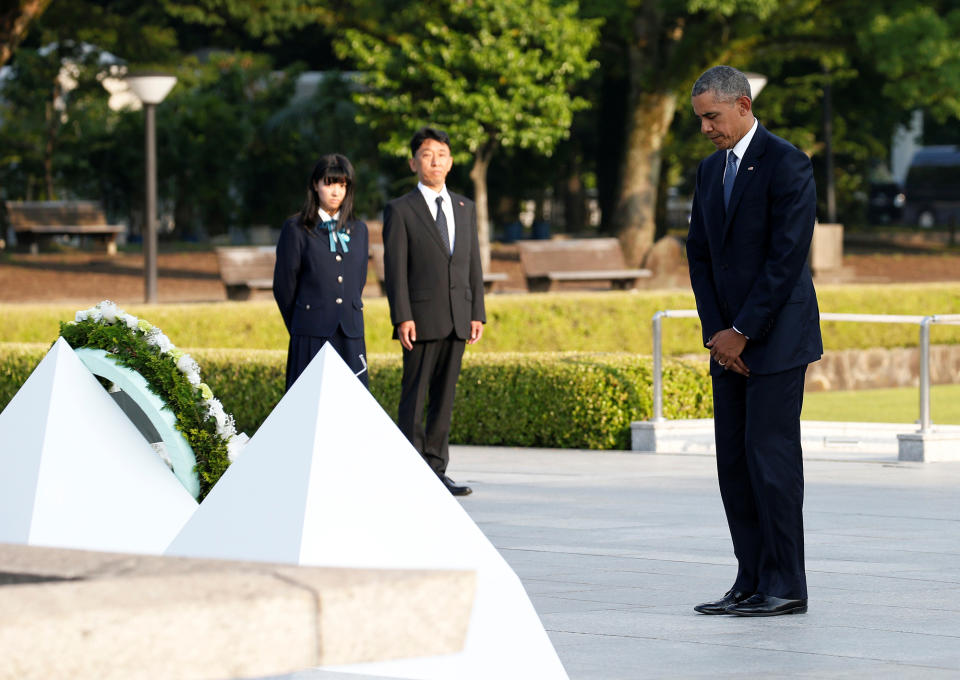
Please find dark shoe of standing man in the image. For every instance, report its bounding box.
[439,473,472,497]
[725,593,808,617]
[693,589,752,615]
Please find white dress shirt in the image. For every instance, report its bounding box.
[417,182,455,252]
[725,117,759,184]
[727,117,758,341]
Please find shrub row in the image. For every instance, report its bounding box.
[0,344,711,450]
[2,282,959,355]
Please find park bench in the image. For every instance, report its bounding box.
[214,246,276,301]
[517,237,651,292]
[368,243,507,295]
[5,200,124,255]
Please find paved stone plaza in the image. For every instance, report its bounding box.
[273,445,960,679]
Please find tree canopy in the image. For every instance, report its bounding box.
[333,0,599,265]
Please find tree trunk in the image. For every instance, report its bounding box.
[469,141,495,272]
[0,0,53,67]
[43,96,56,200]
[564,147,585,233]
[612,90,677,267]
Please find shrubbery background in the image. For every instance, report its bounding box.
[0,345,709,450]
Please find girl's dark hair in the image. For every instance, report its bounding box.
[297,154,356,232]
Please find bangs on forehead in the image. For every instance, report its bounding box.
[321,166,351,185]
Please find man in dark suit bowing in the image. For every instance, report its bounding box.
[686,66,822,617]
[383,127,486,497]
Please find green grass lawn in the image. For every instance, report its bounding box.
[802,384,960,424]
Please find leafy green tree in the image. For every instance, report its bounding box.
[0,42,116,200]
[585,0,960,264]
[333,0,600,266]
[161,0,333,44]
[0,0,186,203]
[151,51,301,238]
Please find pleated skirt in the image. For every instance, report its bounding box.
[285,327,368,391]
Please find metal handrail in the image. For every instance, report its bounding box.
[651,311,960,432]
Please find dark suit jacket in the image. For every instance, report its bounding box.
[273,216,368,338]
[382,188,486,340]
[686,123,823,376]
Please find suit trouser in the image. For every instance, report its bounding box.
[712,364,808,600]
[398,333,465,475]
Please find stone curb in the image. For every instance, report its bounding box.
[0,543,475,680]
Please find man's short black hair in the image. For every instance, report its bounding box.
[410,127,452,157]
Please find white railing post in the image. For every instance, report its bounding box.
[919,316,933,433]
[652,311,665,423]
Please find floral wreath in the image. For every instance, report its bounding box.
[59,300,247,499]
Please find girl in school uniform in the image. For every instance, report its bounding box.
[273,154,369,390]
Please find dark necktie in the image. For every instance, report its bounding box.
[435,196,451,254]
[723,151,738,209]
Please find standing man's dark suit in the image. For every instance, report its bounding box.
[383,127,485,496]
[687,66,822,618]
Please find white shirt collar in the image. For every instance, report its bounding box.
[318,208,340,223]
[730,117,758,161]
[417,182,451,205]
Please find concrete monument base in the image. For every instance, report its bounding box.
[0,542,474,680]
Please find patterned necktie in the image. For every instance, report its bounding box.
[435,196,451,254]
[723,151,739,209]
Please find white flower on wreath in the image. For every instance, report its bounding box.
[145,327,174,354]
[205,397,236,439]
[176,354,201,386]
[76,305,102,323]
[120,312,139,330]
[99,300,118,324]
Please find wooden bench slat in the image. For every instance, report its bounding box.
[544,268,650,279]
[14,225,124,234]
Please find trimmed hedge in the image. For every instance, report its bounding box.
[0,344,710,450]
[3,282,960,355]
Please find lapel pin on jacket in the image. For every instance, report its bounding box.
[459,200,464,206]
[748,166,755,171]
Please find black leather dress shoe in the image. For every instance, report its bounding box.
[726,593,807,617]
[439,474,472,496]
[693,589,752,615]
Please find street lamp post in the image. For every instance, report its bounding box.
[124,73,177,304]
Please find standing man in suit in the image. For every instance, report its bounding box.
[686,66,822,617]
[383,127,486,496]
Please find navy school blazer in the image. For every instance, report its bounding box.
[686,123,823,376]
[273,216,368,339]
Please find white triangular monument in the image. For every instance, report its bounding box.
[167,344,567,679]
[0,338,198,554]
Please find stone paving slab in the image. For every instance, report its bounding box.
[446,446,960,679]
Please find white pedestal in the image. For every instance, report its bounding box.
[897,430,960,462]
[167,344,567,680]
